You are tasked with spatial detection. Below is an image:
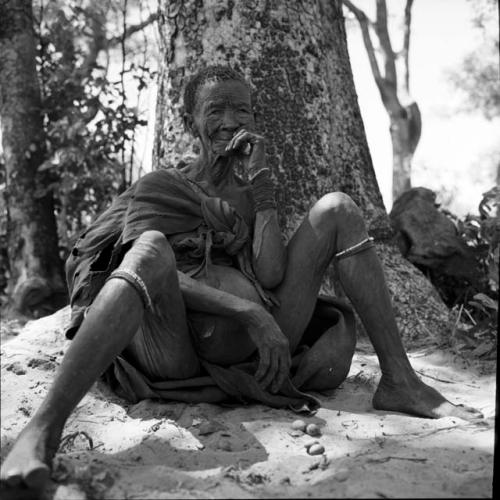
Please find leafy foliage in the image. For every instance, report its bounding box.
[444,187,499,359]
[32,0,156,253]
[448,0,500,120]
[0,0,157,307]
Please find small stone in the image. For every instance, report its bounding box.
[335,468,350,481]
[305,423,321,436]
[289,430,304,437]
[217,437,232,451]
[291,419,307,432]
[93,471,114,488]
[304,439,319,450]
[198,420,223,435]
[27,357,55,371]
[6,362,26,375]
[307,443,325,455]
[54,484,87,500]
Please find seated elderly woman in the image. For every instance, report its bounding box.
[1,65,479,494]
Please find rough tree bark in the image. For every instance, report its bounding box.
[154,0,450,344]
[342,0,421,201]
[0,0,67,317]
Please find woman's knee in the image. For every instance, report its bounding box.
[120,230,176,292]
[311,192,364,233]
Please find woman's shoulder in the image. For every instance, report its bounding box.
[130,165,192,195]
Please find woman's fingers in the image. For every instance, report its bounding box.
[225,129,246,152]
[225,130,262,154]
[255,347,270,382]
[256,343,291,393]
[248,310,290,393]
[229,133,249,153]
[271,355,284,393]
[272,348,291,393]
[259,350,278,390]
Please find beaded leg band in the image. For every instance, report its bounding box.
[106,268,154,312]
[334,237,375,261]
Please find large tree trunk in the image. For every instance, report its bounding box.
[154,0,451,344]
[0,0,66,317]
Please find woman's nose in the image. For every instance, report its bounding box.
[221,109,239,130]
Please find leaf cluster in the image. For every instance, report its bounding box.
[444,187,499,359]
[448,0,500,120]
[33,1,155,253]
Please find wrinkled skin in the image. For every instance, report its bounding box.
[0,78,482,497]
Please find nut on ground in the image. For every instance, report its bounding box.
[304,439,319,450]
[291,419,307,432]
[305,423,321,436]
[307,443,325,455]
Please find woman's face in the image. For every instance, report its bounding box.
[189,79,255,157]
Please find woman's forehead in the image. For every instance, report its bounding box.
[196,79,251,108]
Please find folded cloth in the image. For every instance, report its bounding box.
[65,166,356,414]
[102,295,355,415]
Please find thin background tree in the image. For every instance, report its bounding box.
[342,0,421,202]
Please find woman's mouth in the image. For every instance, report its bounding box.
[211,138,232,155]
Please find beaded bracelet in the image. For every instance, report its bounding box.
[251,170,277,212]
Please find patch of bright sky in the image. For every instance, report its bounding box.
[346,0,499,215]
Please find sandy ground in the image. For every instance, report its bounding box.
[0,307,495,499]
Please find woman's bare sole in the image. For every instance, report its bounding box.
[373,375,483,420]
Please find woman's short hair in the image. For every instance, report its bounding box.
[183,65,248,115]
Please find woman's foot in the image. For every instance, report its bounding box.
[373,373,483,420]
[0,420,61,493]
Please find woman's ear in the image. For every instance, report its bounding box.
[183,113,197,136]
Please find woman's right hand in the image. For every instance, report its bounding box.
[244,304,291,393]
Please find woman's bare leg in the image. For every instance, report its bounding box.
[272,194,361,349]
[271,194,362,390]
[273,193,482,419]
[0,231,198,492]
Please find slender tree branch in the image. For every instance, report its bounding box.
[76,1,107,81]
[342,0,383,85]
[76,5,157,82]
[108,11,159,46]
[38,0,46,101]
[374,0,397,89]
[402,0,414,94]
[343,0,403,114]
[120,0,128,190]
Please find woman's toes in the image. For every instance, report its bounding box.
[24,464,50,490]
[3,470,23,488]
[450,403,483,420]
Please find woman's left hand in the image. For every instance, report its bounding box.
[225,129,269,180]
